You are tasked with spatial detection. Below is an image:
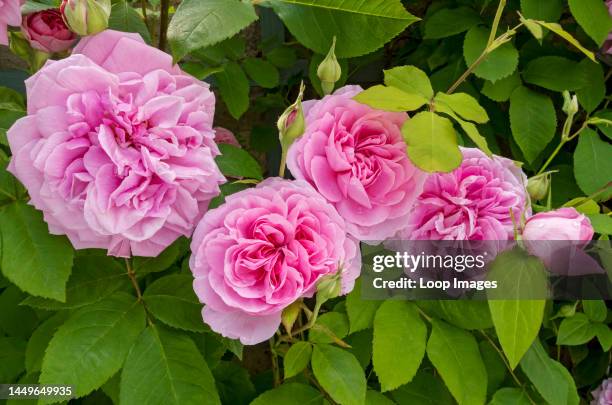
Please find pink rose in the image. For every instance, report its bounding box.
[22,9,76,53]
[592,378,612,405]
[189,178,361,344]
[0,0,23,45]
[522,207,594,241]
[287,85,426,241]
[7,30,225,257]
[399,147,529,240]
[604,0,612,54]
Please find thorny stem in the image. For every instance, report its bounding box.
[158,0,170,51]
[479,330,537,405]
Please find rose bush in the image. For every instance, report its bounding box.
[0,1,609,405]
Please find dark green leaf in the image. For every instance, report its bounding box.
[346,279,381,333]
[568,0,612,46]
[424,7,481,39]
[109,0,152,43]
[489,388,531,405]
[214,62,250,119]
[573,128,612,195]
[251,383,323,405]
[576,59,605,113]
[522,56,585,92]
[0,336,26,382]
[25,312,68,374]
[464,26,519,82]
[168,0,258,61]
[520,0,564,21]
[242,58,280,89]
[215,144,263,180]
[390,371,454,405]
[582,300,607,322]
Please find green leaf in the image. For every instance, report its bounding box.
[268,0,419,58]
[489,388,531,405]
[22,253,128,310]
[309,312,349,344]
[0,286,38,339]
[384,66,434,99]
[251,383,323,405]
[487,248,547,369]
[345,329,373,370]
[522,56,586,92]
[168,0,258,61]
[417,301,493,330]
[143,274,205,332]
[25,312,68,374]
[401,111,462,173]
[21,0,57,14]
[366,390,395,405]
[594,324,612,352]
[573,128,612,195]
[121,325,220,405]
[132,239,183,276]
[265,46,297,69]
[212,361,254,403]
[373,301,427,392]
[109,0,152,44]
[534,21,596,62]
[242,58,280,89]
[434,92,488,123]
[509,86,556,164]
[587,213,612,235]
[583,300,607,322]
[0,202,74,301]
[426,319,487,405]
[0,153,23,202]
[213,62,250,119]
[520,0,563,21]
[390,371,454,405]
[354,85,428,112]
[557,313,598,345]
[576,59,605,113]
[346,279,381,333]
[215,143,263,180]
[40,293,146,400]
[0,336,26,383]
[435,103,492,155]
[520,340,580,405]
[479,340,507,396]
[593,110,612,140]
[424,7,481,39]
[311,344,366,405]
[463,26,519,82]
[481,72,521,102]
[568,0,612,46]
[283,342,312,379]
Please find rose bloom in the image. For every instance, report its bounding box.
[22,9,76,53]
[398,147,529,240]
[0,0,23,45]
[189,178,361,345]
[286,85,426,241]
[592,378,612,405]
[7,30,225,257]
[605,0,612,54]
[522,207,594,241]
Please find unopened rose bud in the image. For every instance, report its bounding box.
[317,37,341,95]
[60,0,110,36]
[315,272,342,305]
[562,91,578,117]
[527,173,550,201]
[277,81,305,150]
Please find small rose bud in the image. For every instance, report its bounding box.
[562,91,578,117]
[22,9,76,54]
[559,304,576,318]
[317,37,341,95]
[277,81,305,150]
[315,272,342,305]
[60,0,111,36]
[527,173,550,201]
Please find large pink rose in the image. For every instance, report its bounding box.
[287,85,426,241]
[189,178,361,344]
[399,147,529,240]
[22,9,76,53]
[522,207,594,241]
[0,0,23,45]
[7,30,225,257]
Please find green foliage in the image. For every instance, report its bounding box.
[573,129,612,195]
[120,325,221,405]
[215,144,263,180]
[424,7,481,39]
[283,342,312,379]
[268,0,419,58]
[311,344,366,405]
[568,0,612,46]
[213,62,250,119]
[109,0,152,43]
[373,301,426,391]
[463,26,519,82]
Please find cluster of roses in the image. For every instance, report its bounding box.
[5,29,596,345]
[0,0,108,54]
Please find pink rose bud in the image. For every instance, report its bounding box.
[21,9,76,53]
[591,378,612,405]
[522,207,594,242]
[60,0,110,36]
[213,127,241,148]
[0,0,24,45]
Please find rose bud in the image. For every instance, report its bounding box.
[526,172,551,201]
[522,207,594,242]
[317,37,341,95]
[21,9,76,53]
[60,0,110,36]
